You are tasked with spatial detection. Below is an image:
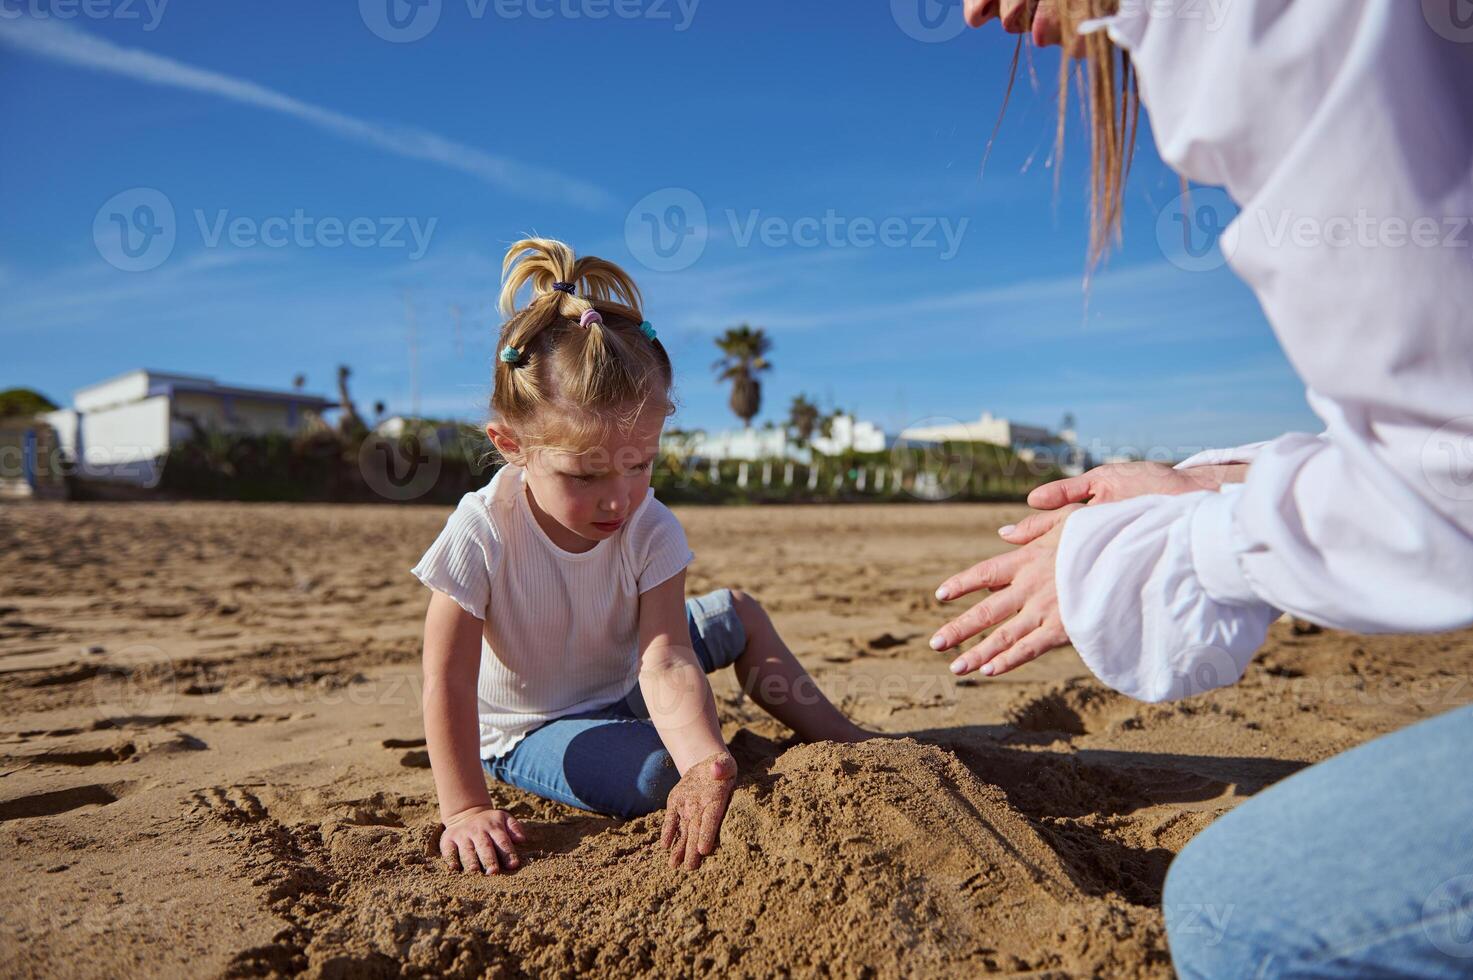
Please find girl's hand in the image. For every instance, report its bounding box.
[932,504,1082,677]
[439,805,529,875]
[660,752,737,871]
[1003,462,1246,545]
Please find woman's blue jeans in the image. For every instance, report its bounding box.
[1166,702,1473,977]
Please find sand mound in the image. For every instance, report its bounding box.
[191,737,1164,979]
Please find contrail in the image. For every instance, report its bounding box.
[0,16,617,211]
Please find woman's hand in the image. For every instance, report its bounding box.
[965,0,1085,51]
[439,805,529,875]
[1002,462,1246,545]
[932,504,1082,677]
[660,752,737,871]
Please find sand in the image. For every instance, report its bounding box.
[2,501,1470,978]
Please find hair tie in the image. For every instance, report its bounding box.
[639,321,658,341]
[551,282,575,294]
[579,309,603,329]
[499,345,521,364]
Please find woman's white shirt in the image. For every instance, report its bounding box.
[1060,0,1473,701]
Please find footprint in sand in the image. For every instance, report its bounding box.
[0,781,133,822]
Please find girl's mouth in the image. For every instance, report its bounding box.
[592,518,624,532]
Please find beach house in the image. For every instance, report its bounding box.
[42,369,336,486]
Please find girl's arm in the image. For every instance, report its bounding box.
[636,570,726,771]
[421,590,527,874]
[637,571,736,870]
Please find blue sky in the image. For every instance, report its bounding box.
[0,0,1320,457]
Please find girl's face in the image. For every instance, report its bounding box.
[496,405,665,553]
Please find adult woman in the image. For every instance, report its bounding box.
[935,0,1473,974]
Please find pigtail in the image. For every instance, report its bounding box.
[490,238,675,454]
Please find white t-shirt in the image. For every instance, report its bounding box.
[410,464,694,759]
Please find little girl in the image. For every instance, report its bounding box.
[412,238,872,875]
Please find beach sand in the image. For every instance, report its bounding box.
[2,501,1469,978]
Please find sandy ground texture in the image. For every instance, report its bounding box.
[2,501,1471,978]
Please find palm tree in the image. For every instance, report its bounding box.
[787,394,820,445]
[712,325,772,428]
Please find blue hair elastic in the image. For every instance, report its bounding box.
[499,345,521,364]
[551,281,575,294]
[639,321,658,341]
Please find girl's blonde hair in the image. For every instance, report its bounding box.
[1031,0,1139,267]
[491,238,673,458]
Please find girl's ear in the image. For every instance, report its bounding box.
[486,424,522,462]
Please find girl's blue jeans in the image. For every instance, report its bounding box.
[481,589,746,819]
[1166,701,1473,977]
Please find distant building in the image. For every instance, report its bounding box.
[43,369,335,486]
[669,414,890,462]
[0,417,68,500]
[899,411,1087,476]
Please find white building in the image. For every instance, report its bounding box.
[899,411,1056,449]
[899,411,1086,476]
[43,369,335,486]
[670,414,890,462]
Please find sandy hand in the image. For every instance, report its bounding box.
[660,752,737,870]
[439,806,529,875]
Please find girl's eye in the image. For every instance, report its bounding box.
[634,461,653,473]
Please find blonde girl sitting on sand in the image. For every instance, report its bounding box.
[412,238,873,875]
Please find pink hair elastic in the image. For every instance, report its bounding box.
[579,309,603,328]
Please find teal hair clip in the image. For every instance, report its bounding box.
[499,345,521,364]
[639,321,658,342]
